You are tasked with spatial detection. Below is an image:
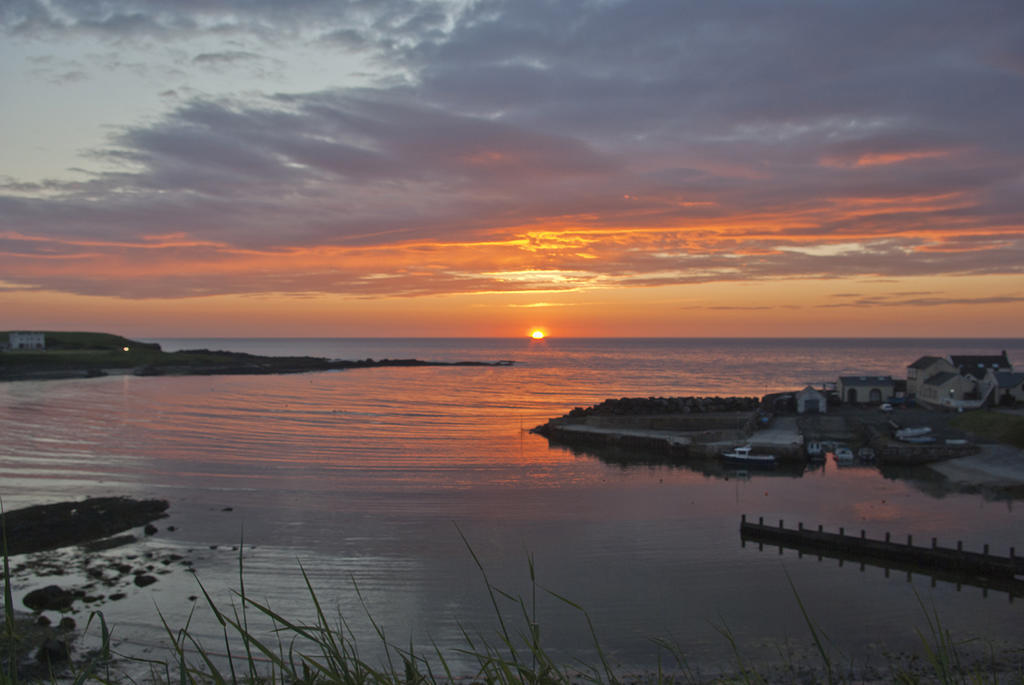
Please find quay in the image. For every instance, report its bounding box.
[740,515,1024,580]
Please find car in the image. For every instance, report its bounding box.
[880,403,893,413]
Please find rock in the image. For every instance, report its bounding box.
[24,585,75,612]
[36,638,70,665]
[144,524,158,536]
[58,617,76,630]
[0,497,169,555]
[109,593,126,601]
[134,574,157,587]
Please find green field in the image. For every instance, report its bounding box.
[951,410,1024,449]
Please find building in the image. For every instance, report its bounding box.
[838,376,894,405]
[995,372,1024,405]
[8,332,45,350]
[917,368,999,410]
[795,386,828,414]
[906,356,954,399]
[950,352,1012,379]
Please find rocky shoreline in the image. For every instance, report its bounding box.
[1,497,185,678]
[0,350,515,383]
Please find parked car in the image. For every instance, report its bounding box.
[880,403,893,413]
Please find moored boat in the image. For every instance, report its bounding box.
[721,445,777,467]
[806,440,825,462]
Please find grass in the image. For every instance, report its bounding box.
[950,410,1024,449]
[3,525,1023,683]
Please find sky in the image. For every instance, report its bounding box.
[2,0,1023,338]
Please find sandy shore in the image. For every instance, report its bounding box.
[928,443,1024,487]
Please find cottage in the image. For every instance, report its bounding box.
[906,356,953,399]
[838,376,894,405]
[8,332,45,350]
[917,367,999,410]
[795,386,828,414]
[995,372,1024,405]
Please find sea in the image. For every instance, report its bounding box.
[2,338,1023,676]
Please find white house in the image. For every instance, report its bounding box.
[8,332,45,350]
[906,356,953,399]
[917,368,999,410]
[838,376,894,405]
[795,386,828,414]
[995,372,1024,404]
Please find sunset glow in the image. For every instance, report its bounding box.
[1,2,1022,337]
[531,330,546,340]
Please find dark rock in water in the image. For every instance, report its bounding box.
[1,497,169,555]
[109,592,126,601]
[144,523,158,535]
[24,585,75,612]
[58,617,76,631]
[134,574,157,587]
[36,638,70,665]
[35,615,51,627]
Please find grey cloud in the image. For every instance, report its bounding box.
[819,295,1024,309]
[3,0,1024,300]
[193,51,262,65]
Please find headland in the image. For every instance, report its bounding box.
[0,331,512,382]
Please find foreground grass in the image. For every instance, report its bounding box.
[3,530,1023,683]
[951,410,1024,450]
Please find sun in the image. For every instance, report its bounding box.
[530,329,546,340]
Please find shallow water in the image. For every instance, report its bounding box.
[2,338,1022,675]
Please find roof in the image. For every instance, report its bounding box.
[839,375,894,386]
[995,372,1024,388]
[924,371,958,387]
[908,355,945,370]
[797,386,826,397]
[950,352,1011,371]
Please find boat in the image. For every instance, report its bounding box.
[721,445,777,467]
[902,435,936,444]
[806,441,825,462]
[857,446,876,462]
[834,446,854,463]
[895,426,931,441]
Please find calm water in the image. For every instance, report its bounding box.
[2,338,1023,674]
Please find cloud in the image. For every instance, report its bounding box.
[820,294,1024,309]
[1,0,1023,302]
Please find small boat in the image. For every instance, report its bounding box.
[721,445,777,467]
[806,441,825,462]
[834,446,854,463]
[857,446,876,462]
[895,426,931,441]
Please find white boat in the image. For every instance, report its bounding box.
[834,446,854,463]
[721,445,776,466]
[895,426,931,441]
[806,441,825,461]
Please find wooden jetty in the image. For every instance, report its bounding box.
[740,515,1024,585]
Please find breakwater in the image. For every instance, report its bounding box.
[740,515,1023,597]
[554,396,759,420]
[528,396,804,460]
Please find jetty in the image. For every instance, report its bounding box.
[740,515,1024,597]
